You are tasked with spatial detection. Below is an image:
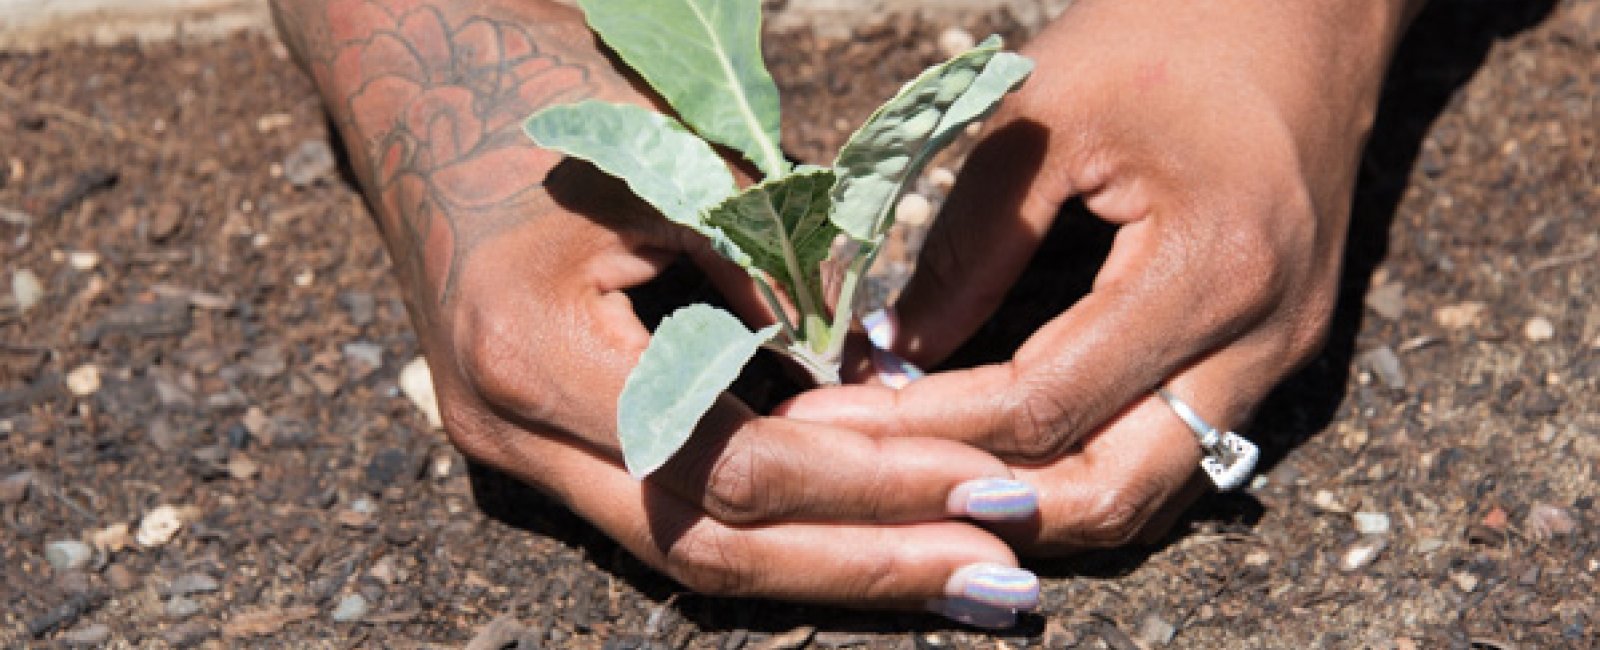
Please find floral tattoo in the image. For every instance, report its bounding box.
[274,0,605,305]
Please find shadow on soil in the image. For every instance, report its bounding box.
[468,0,1558,636]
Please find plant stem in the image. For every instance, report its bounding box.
[752,274,801,344]
[823,243,881,362]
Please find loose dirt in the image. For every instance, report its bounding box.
[2,2,1596,647]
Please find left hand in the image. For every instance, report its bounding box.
[782,0,1422,552]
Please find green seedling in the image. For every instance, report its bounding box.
[524,0,1033,478]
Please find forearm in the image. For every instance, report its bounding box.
[267,0,635,317]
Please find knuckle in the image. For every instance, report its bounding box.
[1006,387,1078,461]
[457,308,551,418]
[1078,482,1160,547]
[701,439,779,524]
[665,525,753,597]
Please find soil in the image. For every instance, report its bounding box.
[2,2,1597,648]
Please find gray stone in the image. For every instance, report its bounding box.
[1339,535,1389,571]
[1353,511,1391,535]
[339,291,377,326]
[166,595,201,620]
[11,268,43,313]
[60,622,112,646]
[1135,613,1176,646]
[330,593,369,622]
[165,572,221,596]
[284,139,336,188]
[1359,345,1406,390]
[342,341,384,374]
[45,540,93,571]
[1364,282,1405,320]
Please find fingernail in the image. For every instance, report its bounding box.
[945,563,1040,611]
[926,597,1018,629]
[948,478,1039,521]
[871,347,925,389]
[861,308,898,350]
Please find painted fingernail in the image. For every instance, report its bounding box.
[945,563,1040,611]
[948,478,1039,521]
[871,347,925,389]
[861,308,898,350]
[926,597,1018,629]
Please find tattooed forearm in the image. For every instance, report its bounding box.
[270,0,627,308]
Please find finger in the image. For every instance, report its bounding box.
[652,395,1039,525]
[784,207,1282,461]
[1000,342,1279,553]
[494,432,1039,614]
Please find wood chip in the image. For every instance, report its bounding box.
[223,606,317,638]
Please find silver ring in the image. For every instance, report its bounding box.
[1155,388,1259,491]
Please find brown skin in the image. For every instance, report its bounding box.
[268,0,1025,606]
[785,0,1427,552]
[271,0,1423,603]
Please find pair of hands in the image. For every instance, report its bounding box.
[367,0,1417,623]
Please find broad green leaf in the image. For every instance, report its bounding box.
[524,100,736,229]
[830,36,1033,241]
[618,304,780,479]
[578,0,788,178]
[704,166,837,305]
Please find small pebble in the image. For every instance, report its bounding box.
[400,357,443,429]
[430,453,454,480]
[1524,316,1555,342]
[167,595,202,620]
[227,453,260,480]
[937,26,977,58]
[1244,550,1271,567]
[293,269,315,288]
[66,250,100,271]
[65,364,102,397]
[1353,511,1392,535]
[1481,506,1509,531]
[1339,535,1388,571]
[255,112,293,132]
[1525,503,1577,539]
[12,268,43,313]
[1135,614,1176,646]
[136,505,183,547]
[0,470,34,504]
[242,407,270,438]
[284,139,337,188]
[895,193,934,227]
[1364,282,1406,320]
[167,572,221,596]
[60,622,111,646]
[342,341,384,374]
[88,523,131,552]
[1434,301,1486,330]
[1312,490,1349,513]
[1359,346,1406,390]
[148,202,185,242]
[1451,571,1479,592]
[45,540,93,570]
[330,594,369,622]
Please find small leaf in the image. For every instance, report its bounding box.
[704,166,838,304]
[524,100,736,229]
[831,36,1033,241]
[578,0,788,178]
[618,304,780,479]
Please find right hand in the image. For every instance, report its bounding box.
[268,0,1041,620]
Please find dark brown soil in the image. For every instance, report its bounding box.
[2,2,1597,648]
